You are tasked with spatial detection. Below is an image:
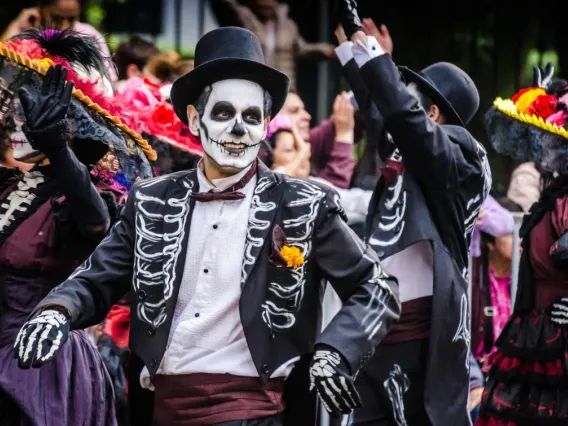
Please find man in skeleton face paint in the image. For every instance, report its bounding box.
[334,1,491,425]
[18,27,401,426]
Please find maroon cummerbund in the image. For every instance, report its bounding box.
[152,373,286,425]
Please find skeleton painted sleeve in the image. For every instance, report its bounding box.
[314,190,401,375]
[29,184,138,330]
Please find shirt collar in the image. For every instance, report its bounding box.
[197,160,254,192]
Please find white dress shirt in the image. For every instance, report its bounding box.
[334,38,434,302]
[141,163,296,389]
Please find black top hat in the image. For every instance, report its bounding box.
[171,27,290,125]
[399,62,479,126]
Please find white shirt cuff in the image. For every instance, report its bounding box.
[352,36,386,68]
[335,41,354,66]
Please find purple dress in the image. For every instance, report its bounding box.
[0,168,116,426]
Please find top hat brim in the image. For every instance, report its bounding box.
[399,66,464,127]
[171,57,290,125]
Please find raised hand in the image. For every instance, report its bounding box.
[338,0,363,39]
[309,346,362,417]
[332,92,355,144]
[362,18,393,55]
[14,308,70,369]
[18,63,74,156]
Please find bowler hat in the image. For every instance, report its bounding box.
[171,27,290,125]
[399,62,479,126]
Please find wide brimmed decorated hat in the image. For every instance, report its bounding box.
[0,29,156,190]
[114,77,203,175]
[485,63,568,173]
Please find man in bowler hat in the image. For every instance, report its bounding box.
[334,1,491,425]
[14,27,401,425]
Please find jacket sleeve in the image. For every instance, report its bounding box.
[342,58,385,154]
[32,183,138,330]
[314,190,401,374]
[358,54,476,189]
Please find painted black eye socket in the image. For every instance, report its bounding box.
[243,107,262,124]
[210,102,236,121]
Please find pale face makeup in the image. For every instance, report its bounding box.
[11,116,42,163]
[188,79,267,170]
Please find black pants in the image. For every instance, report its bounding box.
[350,339,432,426]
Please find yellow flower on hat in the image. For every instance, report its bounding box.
[280,245,304,269]
[514,88,545,114]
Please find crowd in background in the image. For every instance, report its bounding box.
[0,0,547,425]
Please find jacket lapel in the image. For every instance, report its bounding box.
[160,170,199,323]
[241,164,284,288]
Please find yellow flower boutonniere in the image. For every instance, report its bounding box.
[280,245,304,269]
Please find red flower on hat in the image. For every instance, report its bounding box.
[528,94,558,119]
[147,102,182,134]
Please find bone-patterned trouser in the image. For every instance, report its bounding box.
[347,339,432,426]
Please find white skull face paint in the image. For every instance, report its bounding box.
[197,79,266,169]
[11,117,40,162]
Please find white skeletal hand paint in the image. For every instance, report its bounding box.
[14,309,69,366]
[192,79,267,170]
[310,349,362,415]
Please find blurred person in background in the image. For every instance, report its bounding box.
[507,161,542,213]
[281,90,356,188]
[470,196,519,369]
[113,35,160,90]
[210,0,336,89]
[1,0,117,80]
[264,113,311,178]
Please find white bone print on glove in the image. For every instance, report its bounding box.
[550,298,568,326]
[14,308,70,369]
[309,347,363,417]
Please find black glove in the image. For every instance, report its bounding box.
[338,0,363,39]
[14,308,70,369]
[533,62,554,90]
[309,344,362,417]
[18,63,74,156]
[19,65,109,230]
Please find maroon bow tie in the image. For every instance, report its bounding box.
[379,159,405,186]
[190,161,258,202]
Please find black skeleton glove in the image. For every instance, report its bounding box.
[14,308,70,369]
[19,64,109,231]
[338,0,363,39]
[309,344,363,417]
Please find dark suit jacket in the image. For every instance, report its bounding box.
[342,54,491,426]
[35,164,400,424]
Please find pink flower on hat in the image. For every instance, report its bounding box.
[547,110,568,127]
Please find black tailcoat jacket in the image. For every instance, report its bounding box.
[343,54,491,425]
[35,164,400,425]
